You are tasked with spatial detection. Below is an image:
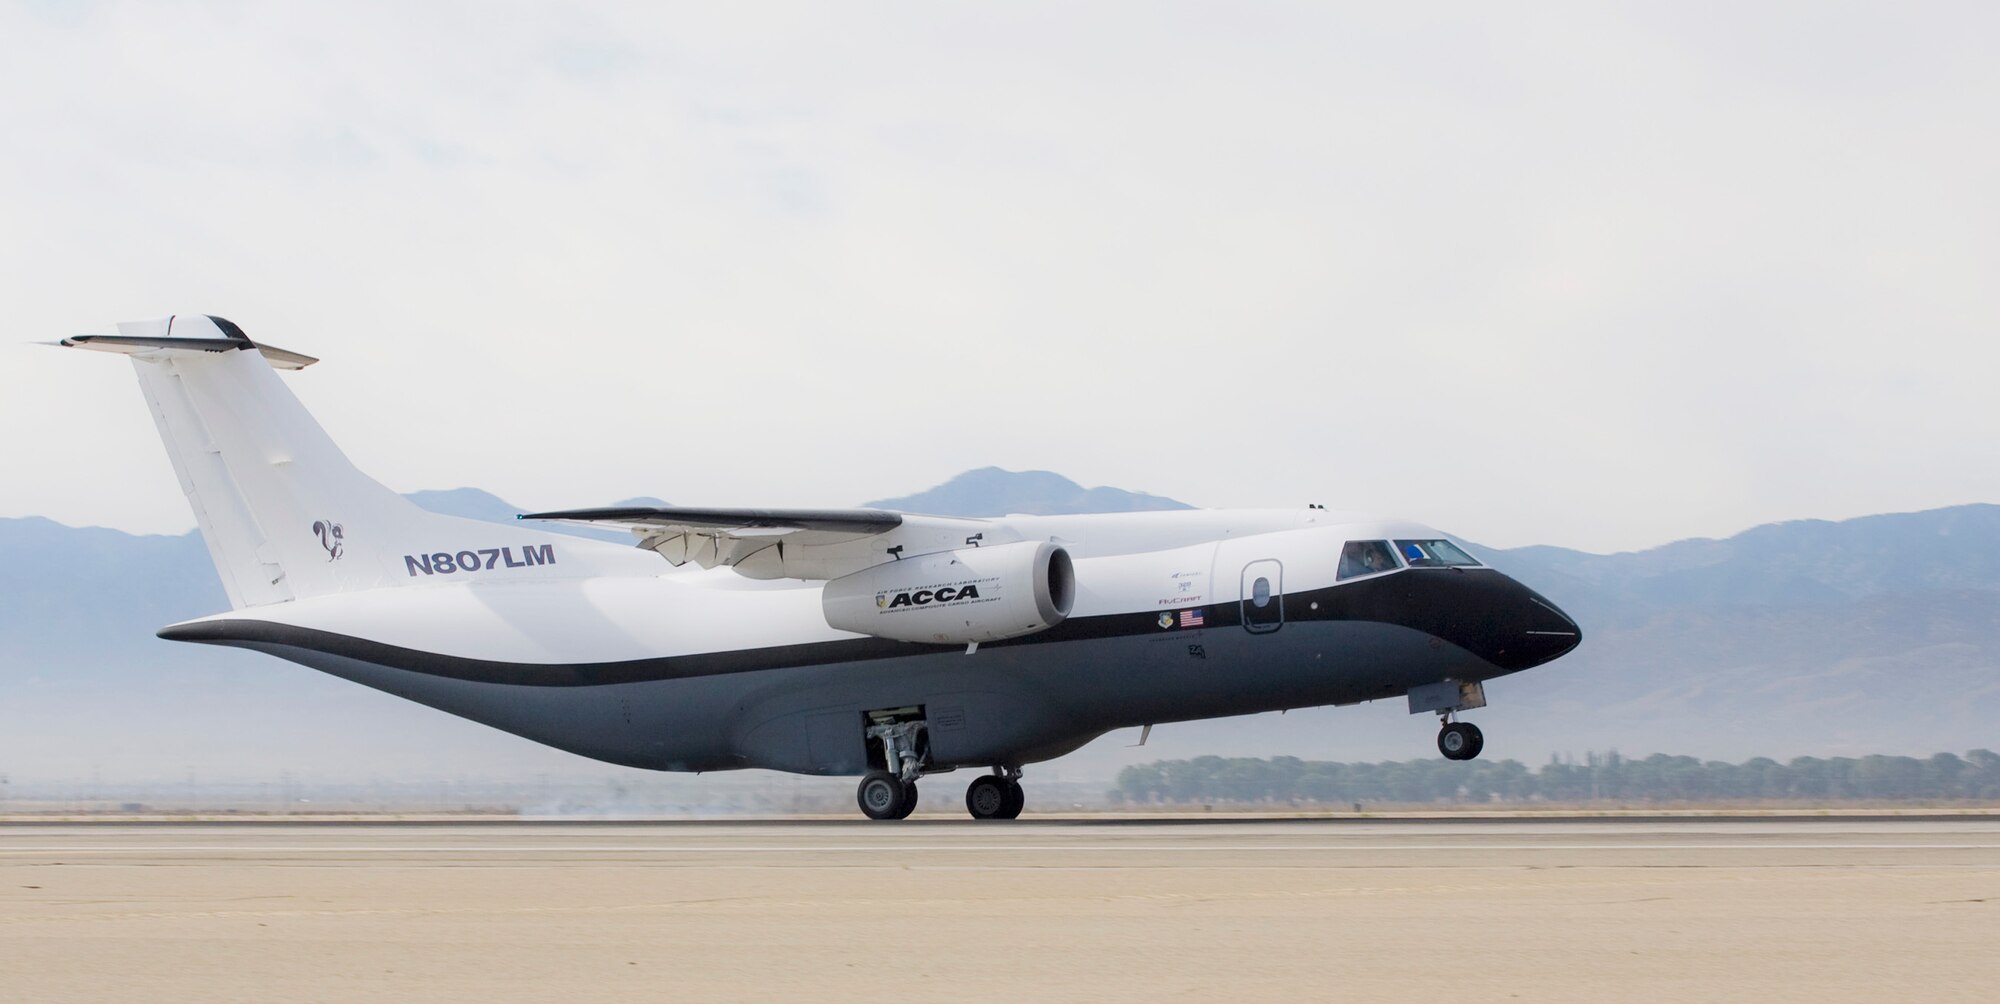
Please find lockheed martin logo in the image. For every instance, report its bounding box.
[312,519,344,561]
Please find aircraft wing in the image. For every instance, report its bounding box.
[519,506,995,579]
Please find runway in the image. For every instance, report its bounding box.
[3,818,1996,1002]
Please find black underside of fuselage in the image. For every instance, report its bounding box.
[163,568,1580,774]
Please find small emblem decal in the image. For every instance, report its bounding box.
[311,519,344,561]
[1157,612,1174,629]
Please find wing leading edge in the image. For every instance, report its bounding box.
[521,506,905,538]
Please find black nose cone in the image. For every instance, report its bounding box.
[1369,569,1582,672]
[1505,585,1582,671]
[1317,567,1582,673]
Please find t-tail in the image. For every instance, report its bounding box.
[59,315,621,609]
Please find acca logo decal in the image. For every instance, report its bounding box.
[312,519,345,561]
[875,582,987,611]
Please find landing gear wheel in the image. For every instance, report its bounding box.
[966,776,1011,820]
[997,779,1025,819]
[857,770,913,820]
[1438,721,1485,761]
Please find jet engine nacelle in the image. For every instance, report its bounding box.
[821,540,1075,645]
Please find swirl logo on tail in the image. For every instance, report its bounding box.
[311,519,344,561]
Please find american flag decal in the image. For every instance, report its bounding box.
[1179,608,1205,628]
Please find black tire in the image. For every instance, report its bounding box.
[895,780,920,819]
[1438,722,1483,761]
[997,779,1025,820]
[857,770,911,820]
[966,776,1010,820]
[1440,720,1472,760]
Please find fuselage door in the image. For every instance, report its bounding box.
[1240,559,1284,634]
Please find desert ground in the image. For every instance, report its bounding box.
[2,817,1995,1002]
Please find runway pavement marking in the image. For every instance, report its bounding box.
[0,870,1958,925]
[2,842,1997,854]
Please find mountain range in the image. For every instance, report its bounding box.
[864,467,1191,517]
[2,467,1994,786]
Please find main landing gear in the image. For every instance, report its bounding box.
[856,768,1029,821]
[1437,717,1484,761]
[853,706,1029,820]
[965,768,1025,821]
[857,770,919,820]
[858,713,928,820]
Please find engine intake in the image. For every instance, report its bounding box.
[821,540,1075,644]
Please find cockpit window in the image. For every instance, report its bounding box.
[1395,539,1480,567]
[1338,540,1400,580]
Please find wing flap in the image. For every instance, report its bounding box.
[520,506,905,573]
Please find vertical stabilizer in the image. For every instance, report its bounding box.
[63,315,628,608]
[132,331,417,605]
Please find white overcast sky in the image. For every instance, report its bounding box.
[1,1,1994,553]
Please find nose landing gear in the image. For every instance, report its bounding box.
[1409,679,1488,762]
[1438,718,1484,761]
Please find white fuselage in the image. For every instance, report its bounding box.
[63,317,1581,796]
[165,510,1580,774]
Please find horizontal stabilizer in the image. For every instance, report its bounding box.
[57,315,316,370]
[59,333,319,370]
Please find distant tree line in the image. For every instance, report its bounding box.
[1110,750,2000,805]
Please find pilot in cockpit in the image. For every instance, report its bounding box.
[1339,540,1398,579]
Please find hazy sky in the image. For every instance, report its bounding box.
[2,2,1994,553]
